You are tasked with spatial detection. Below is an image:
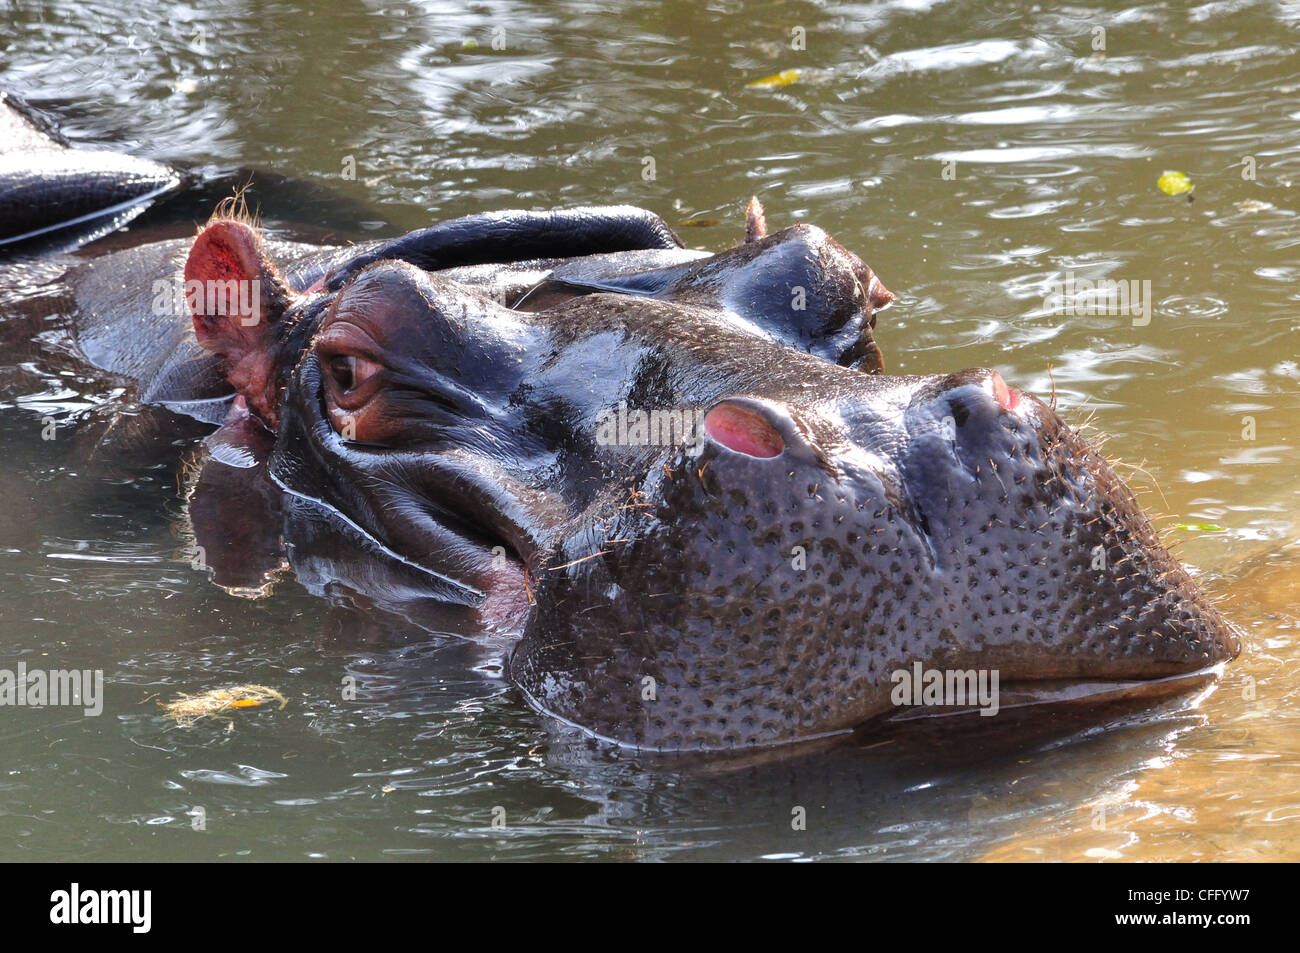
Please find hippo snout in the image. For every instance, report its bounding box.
[896,369,1239,676]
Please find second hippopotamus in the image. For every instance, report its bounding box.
[66,201,1239,752]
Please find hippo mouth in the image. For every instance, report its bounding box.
[505,359,1241,751]
[883,661,1232,726]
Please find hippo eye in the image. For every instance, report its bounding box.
[327,355,358,392]
[322,353,383,397]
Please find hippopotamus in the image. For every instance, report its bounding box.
[22,198,1240,753]
[0,92,182,250]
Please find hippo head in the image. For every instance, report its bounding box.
[183,214,1239,753]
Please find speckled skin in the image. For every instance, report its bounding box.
[502,303,1237,750]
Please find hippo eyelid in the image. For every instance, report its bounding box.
[338,438,394,450]
[395,385,464,417]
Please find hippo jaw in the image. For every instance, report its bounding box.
[508,375,1239,753]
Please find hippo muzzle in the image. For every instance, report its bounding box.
[510,364,1238,751]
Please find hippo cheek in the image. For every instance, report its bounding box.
[269,357,533,610]
[512,398,929,752]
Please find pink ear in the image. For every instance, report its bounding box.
[866,273,895,312]
[745,196,767,243]
[184,219,262,293]
[704,402,785,458]
[183,220,291,351]
[182,219,293,427]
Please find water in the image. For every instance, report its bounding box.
[1,0,1298,861]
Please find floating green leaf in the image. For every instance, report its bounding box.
[1158,170,1194,196]
[1172,522,1225,532]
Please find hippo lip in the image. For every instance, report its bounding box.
[884,660,1231,725]
[521,662,1233,755]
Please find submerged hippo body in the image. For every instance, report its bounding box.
[0,92,182,250]
[62,203,1238,752]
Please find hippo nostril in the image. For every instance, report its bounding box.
[990,372,1020,412]
[703,402,785,458]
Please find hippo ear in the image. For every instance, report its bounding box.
[184,220,294,347]
[703,400,785,457]
[183,220,297,424]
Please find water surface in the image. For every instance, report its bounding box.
[1,0,1297,861]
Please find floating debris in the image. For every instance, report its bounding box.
[1172,522,1225,533]
[160,684,287,732]
[1157,170,1194,197]
[1084,847,1124,860]
[678,217,721,227]
[1234,199,1272,213]
[747,69,802,89]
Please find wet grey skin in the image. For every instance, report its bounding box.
[67,203,1239,753]
[0,92,182,249]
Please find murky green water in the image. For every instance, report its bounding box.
[1,0,1297,861]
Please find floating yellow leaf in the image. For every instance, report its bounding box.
[747,69,801,89]
[679,218,721,227]
[1157,170,1194,196]
[160,684,287,731]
